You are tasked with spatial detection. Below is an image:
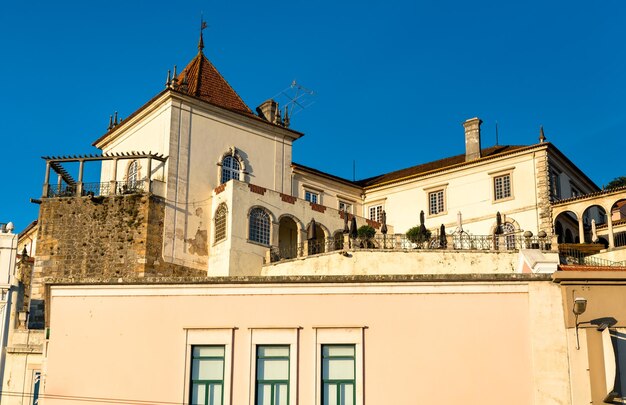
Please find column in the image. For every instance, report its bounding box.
[578,216,585,244]
[146,157,153,193]
[110,158,118,195]
[42,162,50,197]
[607,215,615,249]
[76,159,85,196]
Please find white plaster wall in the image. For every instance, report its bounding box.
[262,250,561,276]
[363,152,542,235]
[44,280,571,405]
[292,171,363,214]
[98,99,172,184]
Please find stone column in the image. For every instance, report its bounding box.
[578,217,585,244]
[607,216,615,249]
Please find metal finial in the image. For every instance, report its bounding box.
[114,111,118,126]
[199,15,207,52]
[108,115,113,130]
[539,125,546,143]
[166,69,171,88]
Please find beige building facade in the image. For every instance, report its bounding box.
[19,32,626,405]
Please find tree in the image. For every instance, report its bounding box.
[606,176,626,190]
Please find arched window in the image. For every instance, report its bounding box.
[249,208,271,245]
[214,204,228,243]
[221,155,240,184]
[127,160,139,188]
[495,222,516,250]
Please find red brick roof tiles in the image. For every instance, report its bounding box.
[178,51,252,115]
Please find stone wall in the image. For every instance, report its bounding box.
[31,194,205,327]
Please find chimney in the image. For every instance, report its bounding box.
[463,117,482,161]
[256,99,281,125]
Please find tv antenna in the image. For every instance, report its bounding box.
[272,81,316,127]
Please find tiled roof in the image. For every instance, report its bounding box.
[356,145,529,187]
[178,51,252,115]
[294,145,536,189]
[559,265,626,272]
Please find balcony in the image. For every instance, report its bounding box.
[46,180,149,198]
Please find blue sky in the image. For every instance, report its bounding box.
[1,0,625,231]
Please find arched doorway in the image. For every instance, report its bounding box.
[582,205,607,243]
[307,221,326,255]
[554,211,579,244]
[278,216,298,259]
[332,230,344,251]
[611,199,626,247]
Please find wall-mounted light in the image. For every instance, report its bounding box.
[573,297,587,350]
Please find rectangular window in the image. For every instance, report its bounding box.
[494,174,512,201]
[256,345,290,405]
[369,205,383,222]
[32,371,41,405]
[428,190,445,215]
[550,170,562,200]
[305,191,319,204]
[322,345,356,405]
[339,201,352,214]
[191,346,225,405]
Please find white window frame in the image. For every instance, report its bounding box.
[305,190,320,204]
[249,328,299,405]
[338,201,353,214]
[368,205,383,223]
[489,168,514,203]
[249,207,272,246]
[184,328,235,405]
[314,327,364,405]
[214,203,228,244]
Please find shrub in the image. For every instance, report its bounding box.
[357,225,376,239]
[406,226,432,244]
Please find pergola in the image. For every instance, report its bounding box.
[41,151,168,198]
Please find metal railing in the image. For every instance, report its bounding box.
[615,231,626,248]
[46,180,148,198]
[559,247,626,267]
[268,233,553,263]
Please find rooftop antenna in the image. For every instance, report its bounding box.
[272,81,316,126]
[495,121,499,146]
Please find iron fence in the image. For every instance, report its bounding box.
[46,180,148,198]
[268,232,553,263]
[559,247,626,267]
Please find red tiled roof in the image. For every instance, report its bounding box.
[356,145,529,187]
[177,51,252,115]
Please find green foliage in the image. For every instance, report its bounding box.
[406,226,432,244]
[606,176,626,190]
[357,225,376,239]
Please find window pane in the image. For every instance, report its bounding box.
[194,346,225,357]
[341,383,354,405]
[192,384,206,405]
[208,384,222,405]
[323,346,355,357]
[258,358,289,380]
[323,359,355,380]
[276,384,288,405]
[258,346,290,357]
[193,358,224,380]
[257,384,272,405]
[323,384,338,405]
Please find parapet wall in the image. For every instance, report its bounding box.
[31,194,205,327]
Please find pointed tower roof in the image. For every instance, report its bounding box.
[176,42,252,115]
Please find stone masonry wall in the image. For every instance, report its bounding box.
[535,150,553,234]
[31,194,205,327]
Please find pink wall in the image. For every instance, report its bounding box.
[45,283,537,405]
